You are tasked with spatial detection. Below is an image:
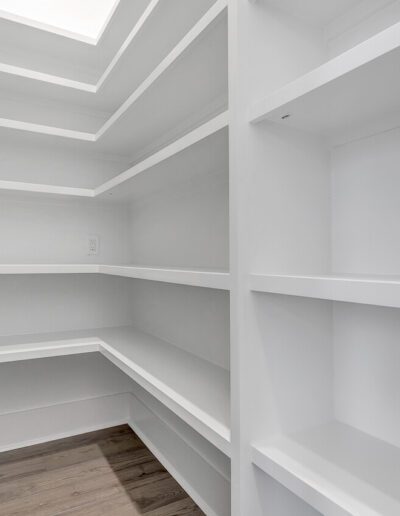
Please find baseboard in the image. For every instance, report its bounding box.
[0,392,129,452]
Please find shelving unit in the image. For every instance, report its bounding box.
[4,0,399,514]
[230,0,400,514]
[0,1,230,514]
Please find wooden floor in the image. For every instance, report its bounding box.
[0,425,204,516]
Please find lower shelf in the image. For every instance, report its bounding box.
[252,421,400,516]
[0,326,230,456]
[128,388,231,516]
[250,273,400,308]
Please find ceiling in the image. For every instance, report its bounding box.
[0,0,120,44]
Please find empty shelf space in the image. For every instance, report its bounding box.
[249,21,400,140]
[0,327,231,456]
[0,111,228,199]
[96,111,229,198]
[252,421,400,516]
[249,273,400,308]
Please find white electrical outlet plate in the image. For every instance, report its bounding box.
[88,235,99,256]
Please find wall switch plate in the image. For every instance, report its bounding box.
[88,235,99,256]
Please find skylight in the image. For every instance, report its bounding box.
[0,0,120,44]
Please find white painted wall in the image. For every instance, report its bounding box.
[0,196,130,263]
[0,275,133,335]
[129,170,229,270]
[0,353,131,414]
[0,137,129,188]
[332,127,400,274]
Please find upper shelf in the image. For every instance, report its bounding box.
[249,21,400,143]
[250,273,400,309]
[0,326,231,456]
[0,0,149,83]
[0,111,228,199]
[0,0,219,124]
[253,421,400,516]
[0,0,228,160]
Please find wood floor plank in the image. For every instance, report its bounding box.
[0,433,146,484]
[0,426,134,465]
[0,425,205,516]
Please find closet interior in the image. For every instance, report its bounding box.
[0,2,229,515]
[2,0,400,514]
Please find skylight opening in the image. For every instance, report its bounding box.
[0,0,120,44]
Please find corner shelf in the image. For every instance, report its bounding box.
[250,273,400,309]
[252,421,400,516]
[0,111,228,199]
[0,326,231,456]
[0,264,230,290]
[249,21,400,140]
[96,111,229,197]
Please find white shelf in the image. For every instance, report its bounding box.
[249,21,400,140]
[250,273,400,308]
[0,327,231,456]
[0,264,99,275]
[0,264,230,290]
[100,265,230,290]
[0,180,94,198]
[96,111,229,197]
[252,421,400,516]
[0,331,101,363]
